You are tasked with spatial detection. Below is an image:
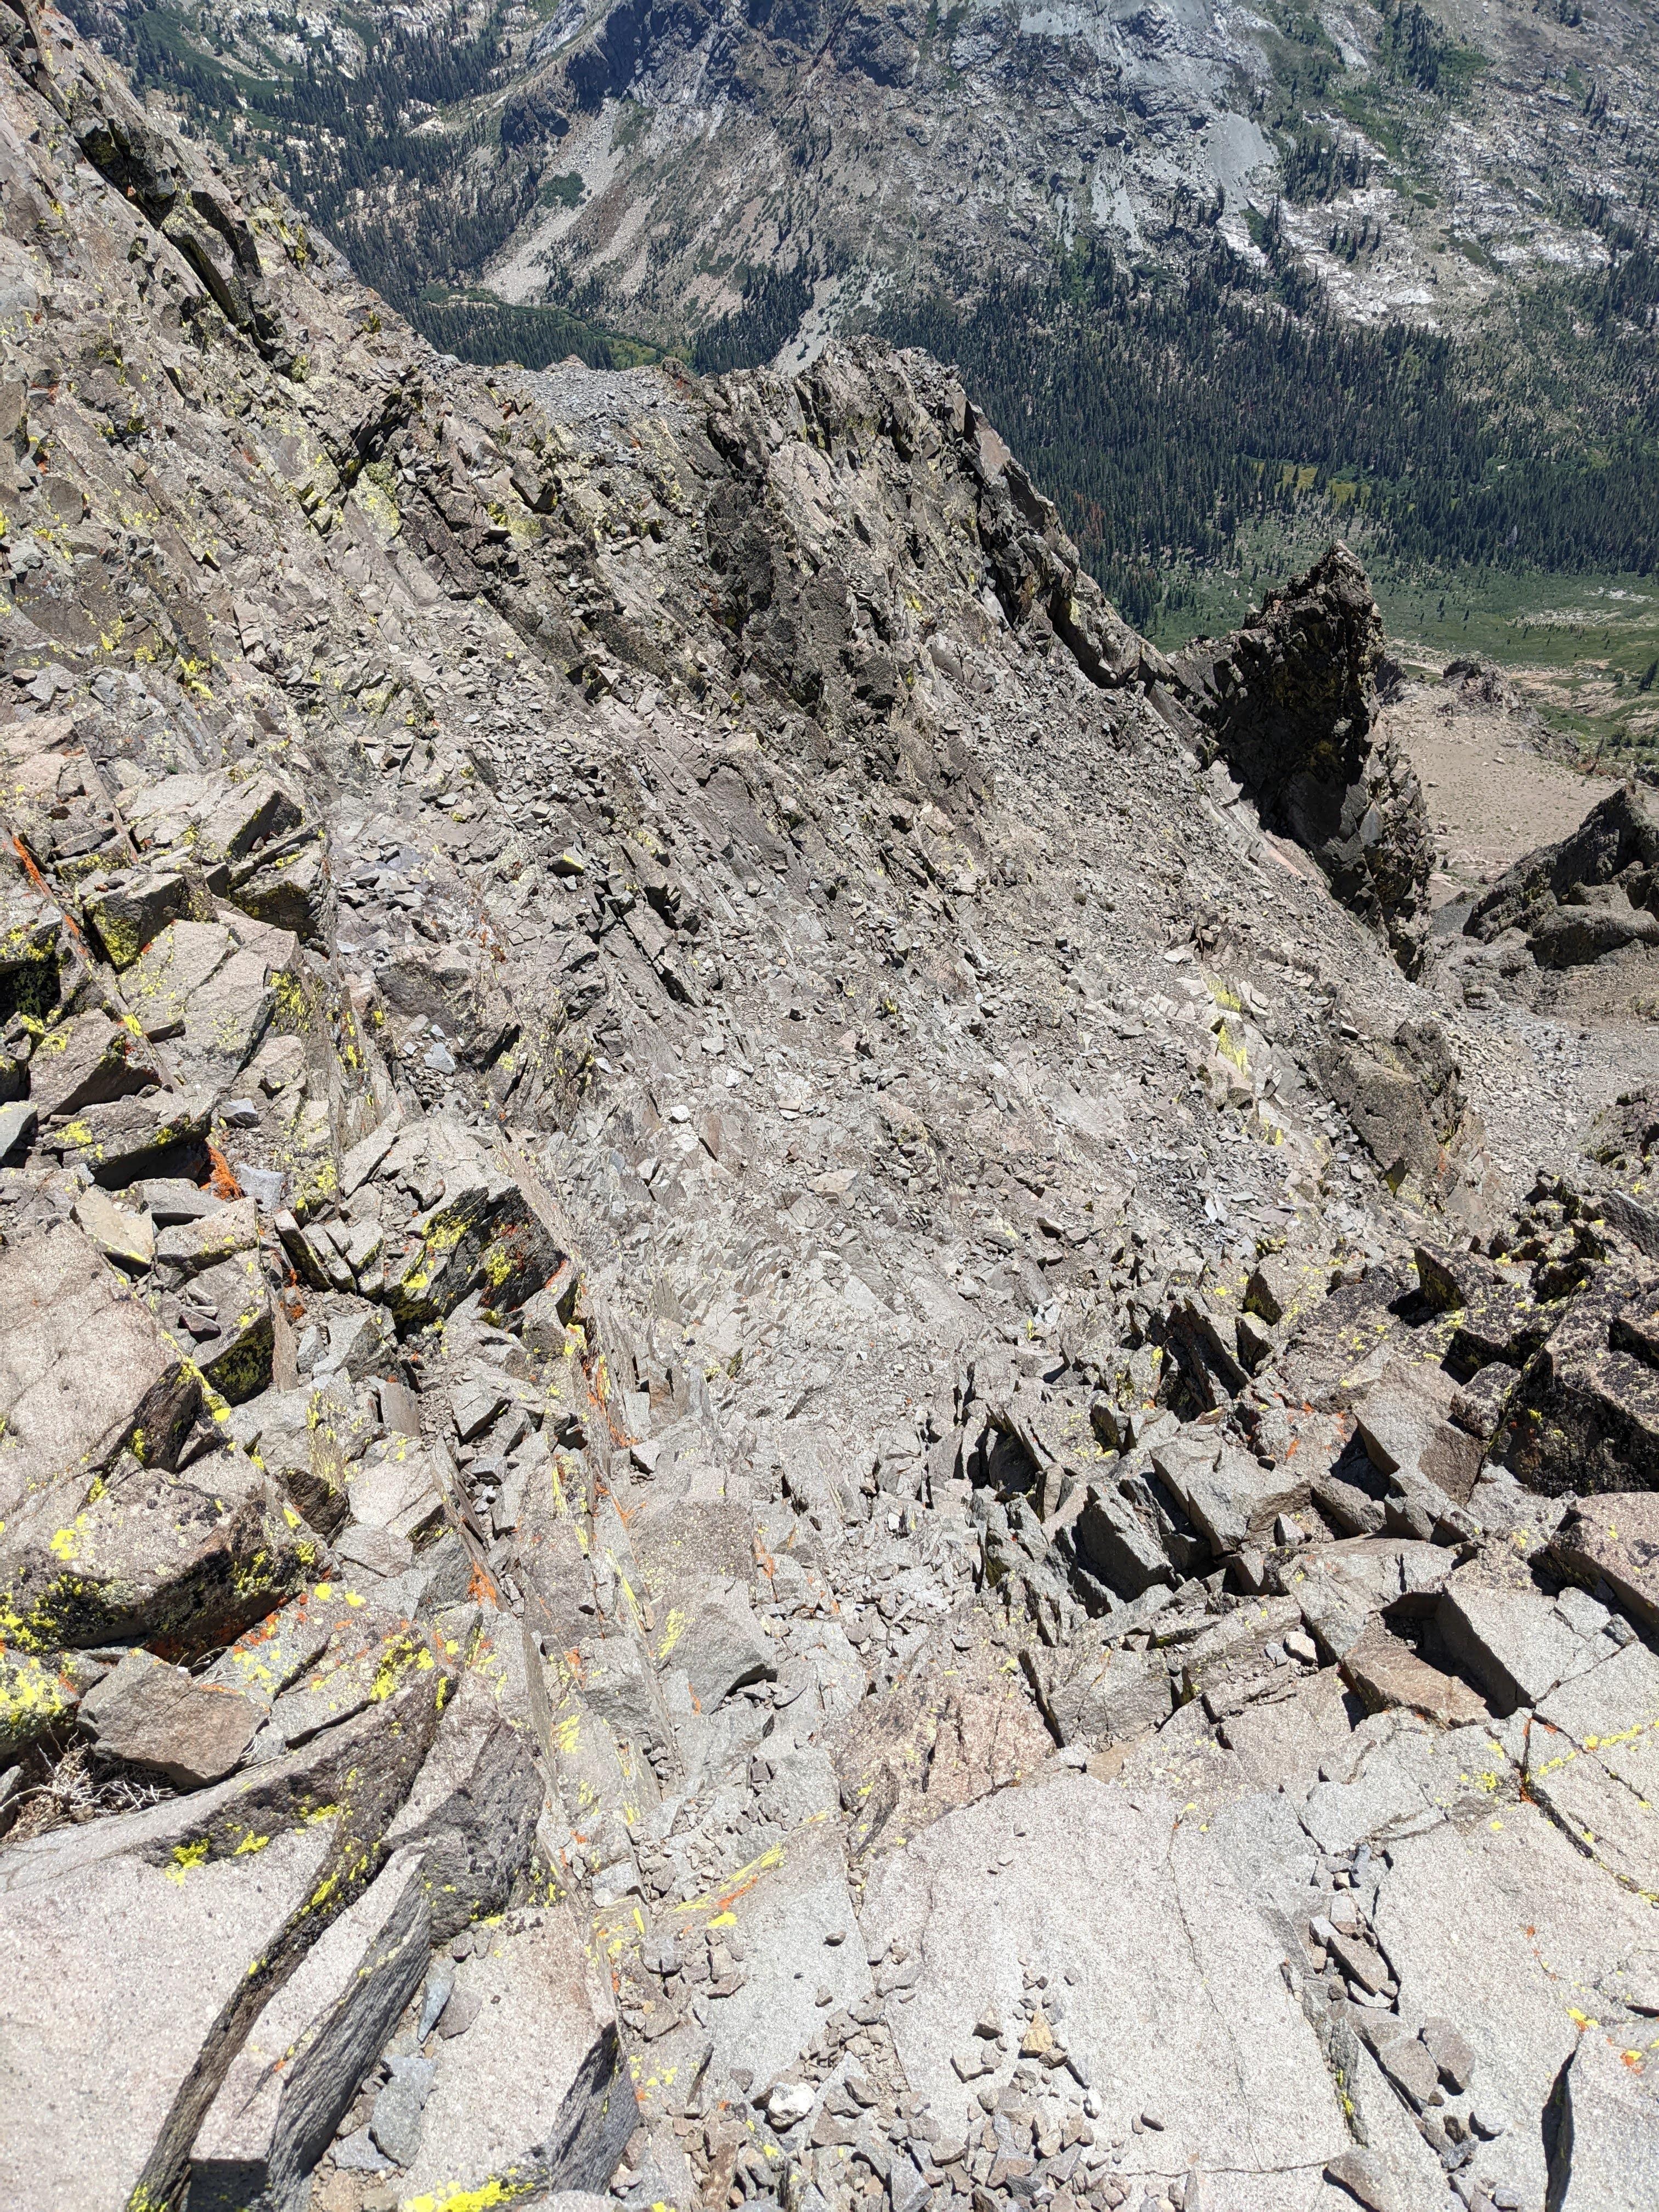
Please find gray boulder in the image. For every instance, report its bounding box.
[79,1647,262,1786]
[0,1221,195,1526]
[864,1769,1351,2174]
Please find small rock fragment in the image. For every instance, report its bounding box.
[1420,2015,1476,2092]
[1325,2149,1396,2212]
[370,2053,436,2166]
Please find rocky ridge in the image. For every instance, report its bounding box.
[2,10,1659,2212]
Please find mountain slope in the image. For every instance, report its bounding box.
[4,10,1659,2212]
[63,0,1659,351]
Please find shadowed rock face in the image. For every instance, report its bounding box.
[1173,546,1434,977]
[5,16,1659,2212]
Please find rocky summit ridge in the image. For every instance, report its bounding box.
[2,9,1659,2212]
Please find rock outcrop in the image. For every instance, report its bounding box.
[1,17,1658,2212]
[1438,779,1659,1018]
[1466,781,1659,969]
[1173,546,1435,977]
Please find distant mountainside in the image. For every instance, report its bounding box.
[65,0,1659,625]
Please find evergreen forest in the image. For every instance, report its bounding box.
[878,234,1659,634]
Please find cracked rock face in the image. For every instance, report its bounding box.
[1173,546,1434,980]
[2,14,1659,2212]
